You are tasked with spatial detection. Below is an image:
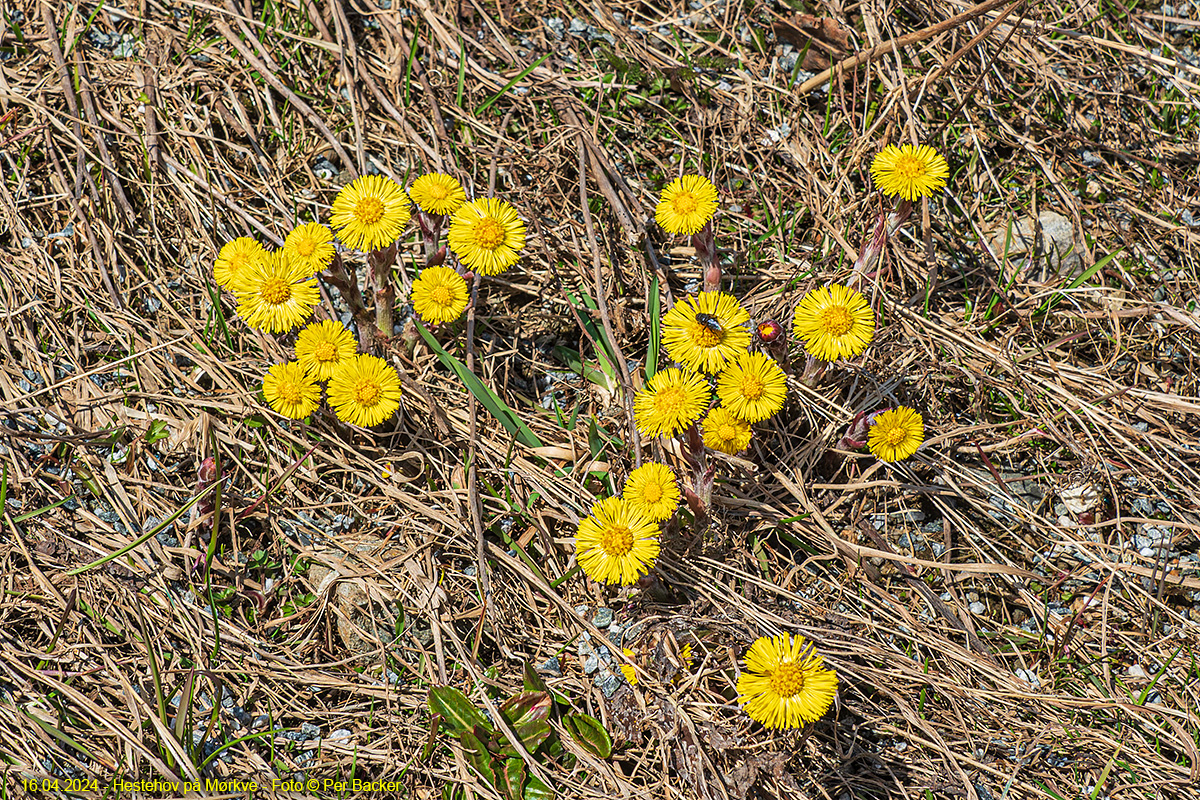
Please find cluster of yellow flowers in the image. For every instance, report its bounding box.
[573,461,682,587]
[211,171,527,426]
[577,144,949,731]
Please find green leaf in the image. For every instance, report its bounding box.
[500,691,551,727]
[513,717,553,752]
[416,320,542,448]
[647,275,660,381]
[459,729,497,785]
[552,345,615,392]
[524,772,555,800]
[477,52,551,115]
[429,687,492,737]
[498,758,525,800]
[560,285,618,388]
[473,723,501,752]
[563,713,612,759]
[145,418,170,445]
[1036,248,1122,316]
[587,416,605,465]
[523,661,550,695]
[22,706,99,764]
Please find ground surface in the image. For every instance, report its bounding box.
[2,0,1199,798]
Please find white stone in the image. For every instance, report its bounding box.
[990,210,1083,281]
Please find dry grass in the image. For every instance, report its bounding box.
[2,0,1199,798]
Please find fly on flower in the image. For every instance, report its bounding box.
[694,312,724,335]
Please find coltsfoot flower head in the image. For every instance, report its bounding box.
[716,351,787,423]
[409,173,467,216]
[868,406,924,462]
[792,284,875,363]
[623,462,681,523]
[737,633,838,729]
[633,367,711,440]
[447,197,526,276]
[411,266,469,324]
[620,648,639,685]
[574,496,660,585]
[870,144,950,201]
[661,292,752,374]
[327,354,403,427]
[283,223,335,274]
[655,175,719,235]
[701,406,753,455]
[330,174,411,252]
[213,237,266,291]
[234,250,320,333]
[294,319,358,381]
[262,361,321,420]
[755,319,784,344]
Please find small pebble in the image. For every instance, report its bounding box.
[594,667,621,698]
[1014,668,1041,689]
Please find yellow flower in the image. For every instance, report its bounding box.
[621,648,639,685]
[737,633,838,729]
[574,496,660,586]
[447,197,526,276]
[679,643,694,673]
[716,351,787,423]
[409,173,467,216]
[330,175,411,252]
[633,368,711,440]
[661,292,752,374]
[411,266,469,324]
[792,284,875,363]
[283,223,335,274]
[261,361,321,420]
[213,237,266,291]
[870,144,949,201]
[701,407,753,455]
[622,643,693,686]
[294,320,358,381]
[234,250,320,333]
[623,462,680,523]
[868,406,924,462]
[327,354,403,427]
[655,175,719,235]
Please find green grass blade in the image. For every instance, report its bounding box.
[22,706,100,764]
[415,320,542,448]
[560,284,618,385]
[1036,248,1122,317]
[552,345,614,392]
[647,275,660,380]
[477,53,550,116]
[65,480,222,576]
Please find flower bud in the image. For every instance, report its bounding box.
[755,319,783,344]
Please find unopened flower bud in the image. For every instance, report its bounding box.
[426,244,447,269]
[755,319,783,344]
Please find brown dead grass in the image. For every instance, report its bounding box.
[2,0,1199,798]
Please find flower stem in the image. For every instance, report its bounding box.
[681,423,713,530]
[415,209,447,264]
[798,353,829,388]
[851,198,912,286]
[369,242,398,341]
[323,252,378,349]
[693,221,721,292]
